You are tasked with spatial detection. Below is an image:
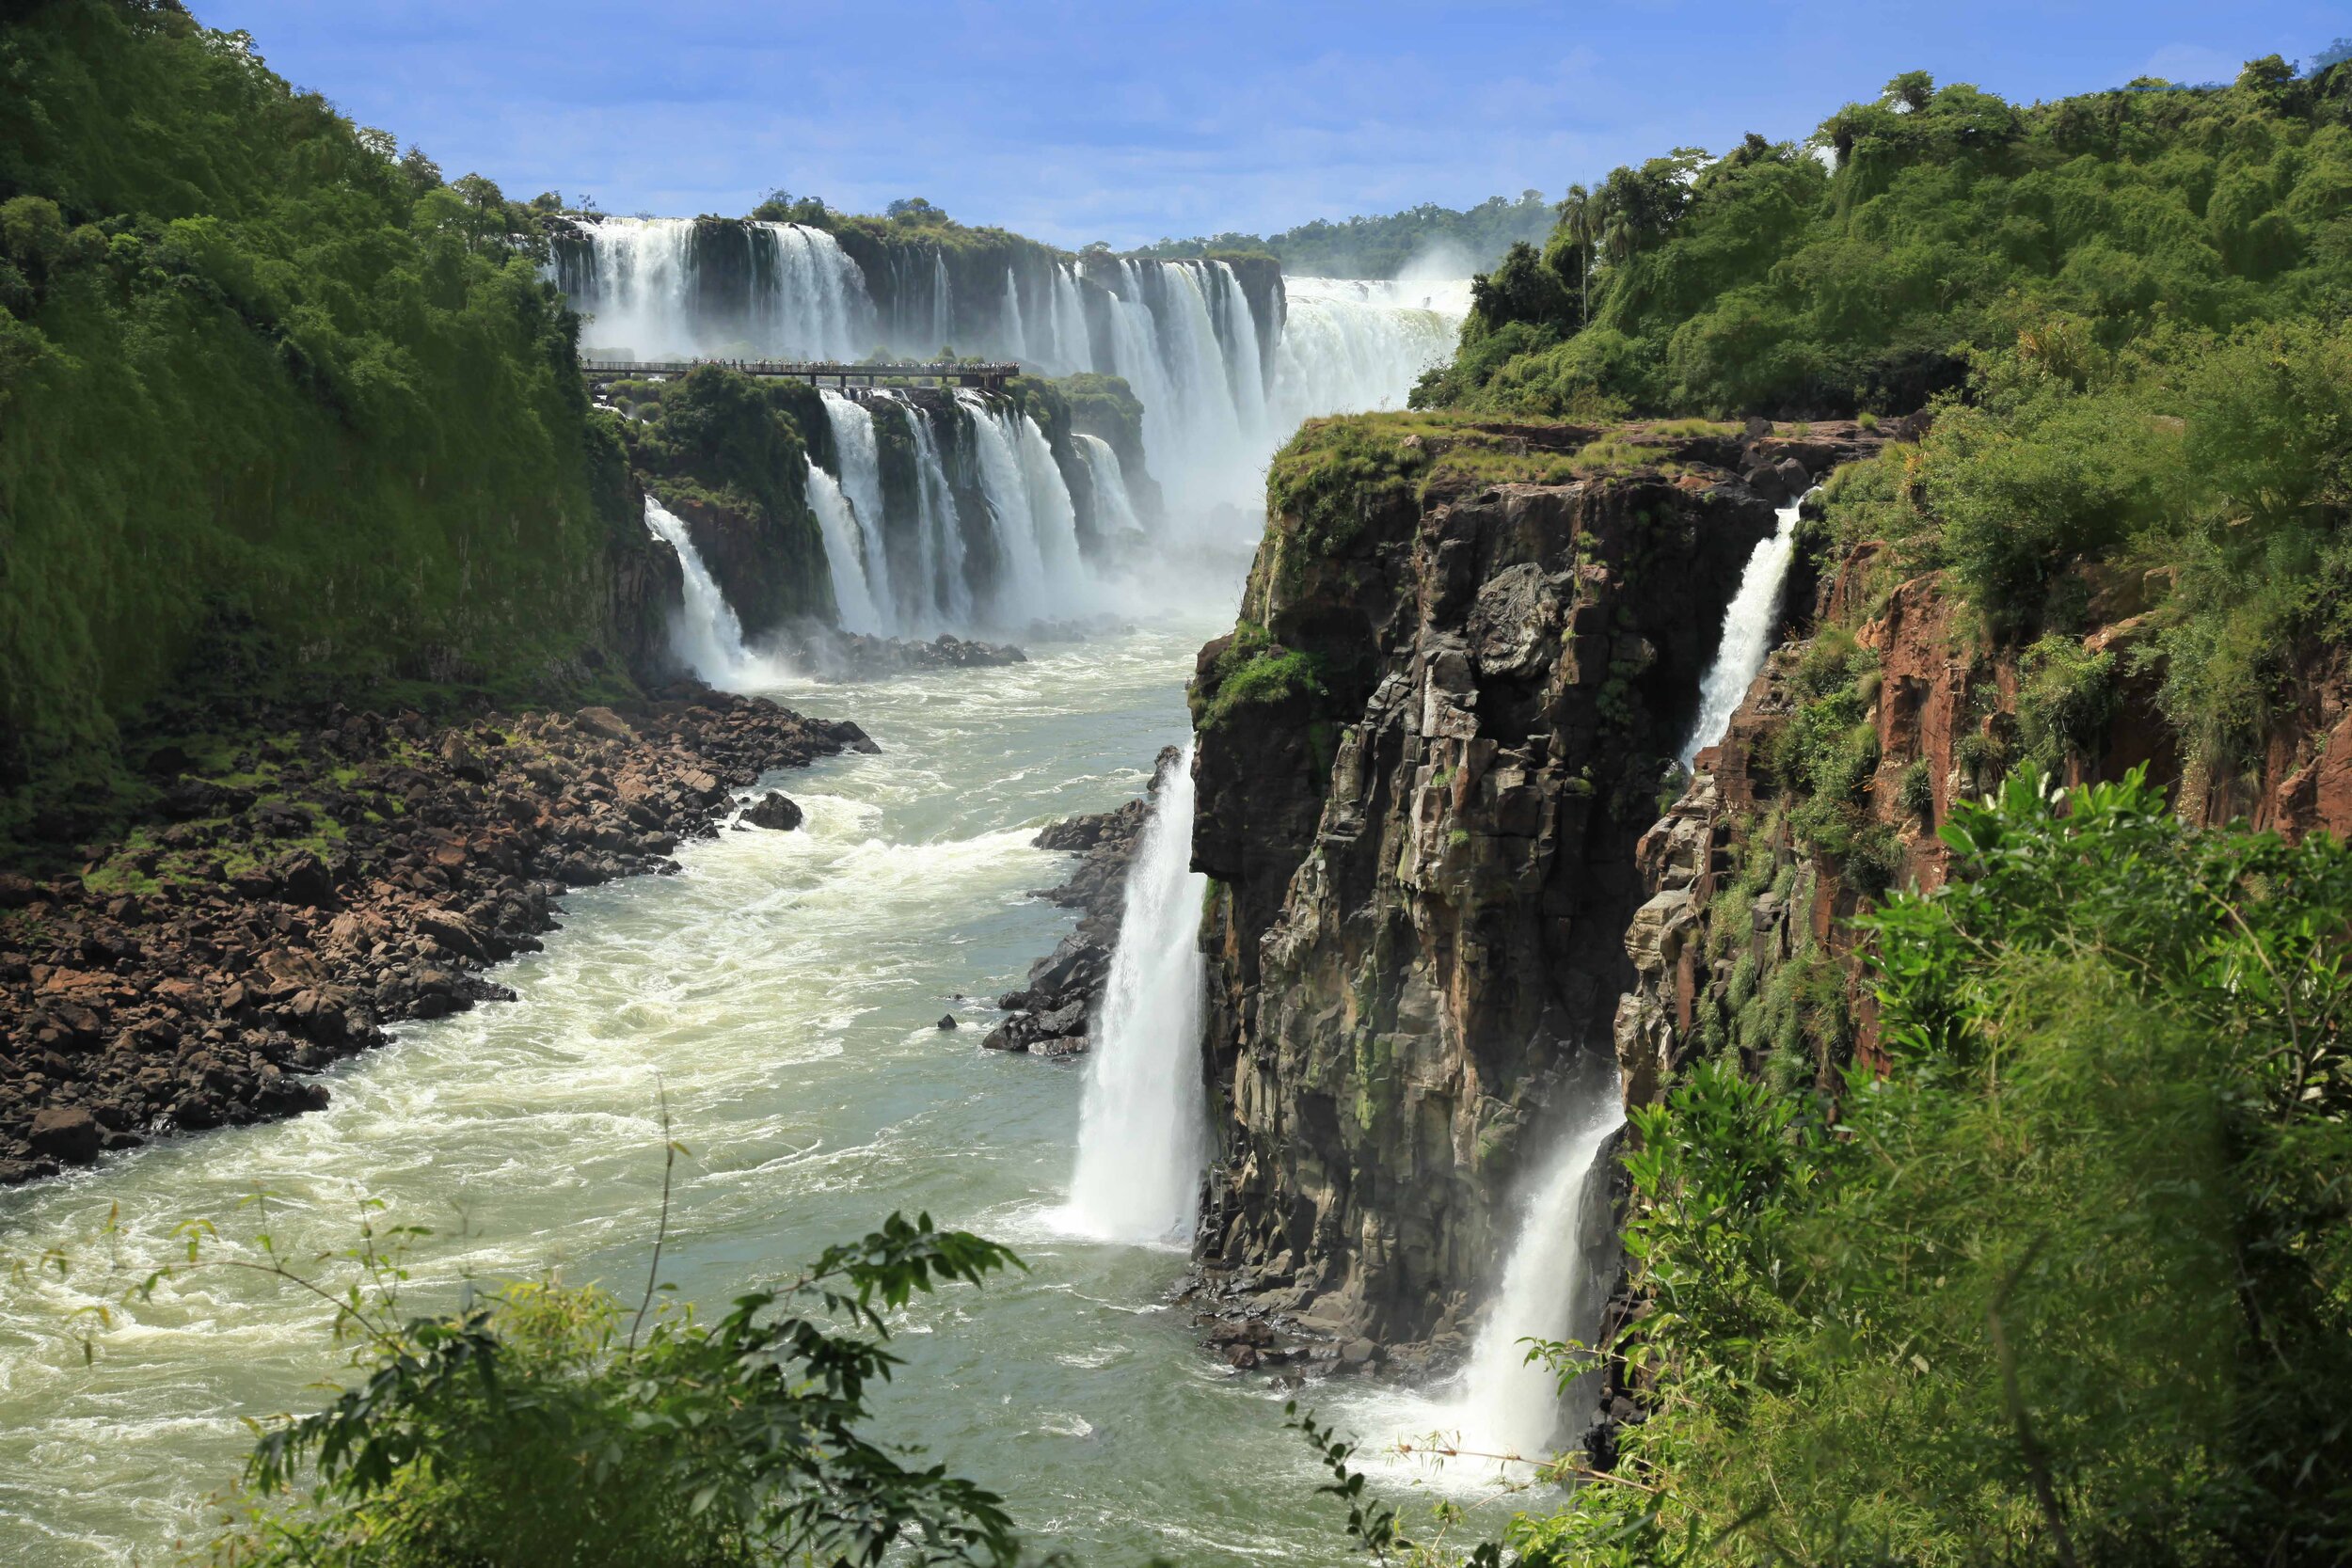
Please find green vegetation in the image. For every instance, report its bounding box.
[1263,410,1724,562]
[1189,624,1329,731]
[0,1,644,845]
[1420,61,2352,418]
[1134,191,1558,277]
[1549,772,2352,1565]
[21,1180,1024,1568]
[1305,773,2352,1567]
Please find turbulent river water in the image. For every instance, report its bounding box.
[0,624,1519,1566]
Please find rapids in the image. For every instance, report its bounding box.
[0,626,1410,1566]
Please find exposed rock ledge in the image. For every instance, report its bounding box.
[0,689,872,1183]
[983,746,1180,1056]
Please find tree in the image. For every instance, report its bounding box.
[1554,182,1597,326]
[124,1199,1030,1567]
[2238,53,2296,94]
[1885,69,1935,110]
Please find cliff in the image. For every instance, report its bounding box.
[1184,412,1887,1351]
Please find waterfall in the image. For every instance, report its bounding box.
[640,496,795,688]
[1209,261,1269,436]
[551,225,1473,559]
[955,393,1092,626]
[818,390,897,628]
[1065,745,1209,1244]
[1076,435,1143,537]
[1453,1090,1627,1459]
[1680,499,1804,767]
[930,248,953,350]
[556,216,876,360]
[894,394,972,626]
[1001,266,1028,362]
[804,461,887,636]
[1267,277,1468,436]
[1047,262,1091,374]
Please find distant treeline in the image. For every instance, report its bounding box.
[1131,192,1557,277]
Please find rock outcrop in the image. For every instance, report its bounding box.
[1187,419,1892,1353]
[0,689,872,1182]
[984,747,1180,1056]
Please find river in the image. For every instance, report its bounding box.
[0,623,1521,1565]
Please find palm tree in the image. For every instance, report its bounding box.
[1556,182,1596,326]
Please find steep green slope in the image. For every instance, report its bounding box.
[0,0,647,840]
[1422,58,2352,418]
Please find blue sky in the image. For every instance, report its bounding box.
[198,2,2348,248]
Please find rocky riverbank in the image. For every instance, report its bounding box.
[981,746,1179,1056]
[0,689,871,1183]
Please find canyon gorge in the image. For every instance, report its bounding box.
[7,8,2350,1563]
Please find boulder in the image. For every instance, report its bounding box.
[269,848,337,908]
[29,1105,101,1164]
[937,1012,958,1030]
[741,792,803,831]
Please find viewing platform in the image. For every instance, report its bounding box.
[580,358,1021,392]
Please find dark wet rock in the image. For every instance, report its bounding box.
[740,791,803,831]
[771,628,1027,682]
[937,1013,958,1030]
[29,1106,100,1164]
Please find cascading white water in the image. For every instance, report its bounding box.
[818,390,897,629]
[640,496,797,686]
[1076,435,1144,537]
[894,393,972,626]
[560,216,877,360]
[1047,262,1092,375]
[1267,277,1469,436]
[1452,1091,1627,1459]
[805,461,887,637]
[1065,745,1210,1243]
[1208,261,1269,438]
[956,393,1094,627]
[553,227,1472,578]
[930,249,953,350]
[1001,266,1028,363]
[1680,499,1804,766]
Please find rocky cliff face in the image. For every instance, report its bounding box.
[1186,419,1887,1352]
[1616,542,2352,1120]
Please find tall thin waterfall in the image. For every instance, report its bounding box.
[896,395,971,626]
[818,391,896,626]
[930,249,953,350]
[1680,500,1804,766]
[804,462,886,636]
[1076,435,1143,537]
[1047,262,1091,374]
[641,496,795,688]
[1066,745,1210,1244]
[1000,266,1027,362]
[1453,1090,1627,1459]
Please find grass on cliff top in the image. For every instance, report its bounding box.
[1265,410,1732,555]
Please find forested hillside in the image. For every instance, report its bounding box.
[1422,58,2352,417]
[0,0,653,844]
[1133,191,1556,277]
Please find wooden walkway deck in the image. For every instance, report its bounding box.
[580,358,1021,391]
